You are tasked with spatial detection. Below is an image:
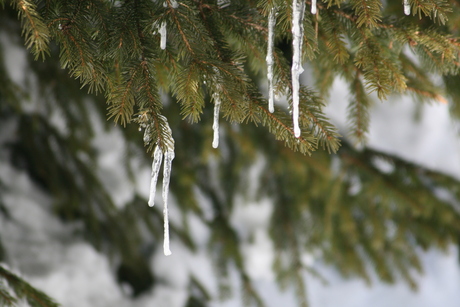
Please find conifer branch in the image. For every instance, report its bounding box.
[0,283,18,307]
[298,88,341,153]
[320,12,349,64]
[107,63,137,126]
[410,0,451,24]
[0,265,59,307]
[347,72,370,143]
[12,0,50,60]
[406,85,448,103]
[350,0,382,28]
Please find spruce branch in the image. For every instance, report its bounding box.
[0,265,59,307]
[320,11,350,64]
[298,87,342,153]
[11,0,50,60]
[347,72,371,144]
[107,62,138,126]
[410,0,451,24]
[246,89,317,155]
[350,0,382,28]
[0,282,18,307]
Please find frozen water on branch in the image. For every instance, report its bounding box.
[291,0,305,138]
[266,7,276,113]
[311,0,317,14]
[148,145,163,207]
[217,0,231,9]
[144,115,175,255]
[143,125,152,144]
[162,151,175,256]
[159,21,167,50]
[403,0,410,15]
[212,95,222,148]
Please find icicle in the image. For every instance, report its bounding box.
[311,0,317,14]
[162,151,175,256]
[212,95,221,148]
[266,7,276,113]
[291,0,305,138]
[143,125,152,144]
[217,0,231,9]
[159,21,167,50]
[403,0,410,15]
[148,146,163,207]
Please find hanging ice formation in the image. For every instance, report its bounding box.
[311,0,317,14]
[148,145,163,207]
[403,0,410,15]
[291,0,306,138]
[217,0,231,9]
[142,114,175,256]
[147,144,175,256]
[159,21,167,50]
[212,94,221,148]
[162,151,174,256]
[266,7,276,113]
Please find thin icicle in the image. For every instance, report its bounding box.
[403,0,410,15]
[212,95,221,148]
[291,0,305,138]
[159,21,167,50]
[143,125,152,144]
[217,0,231,9]
[266,7,276,113]
[162,151,175,256]
[311,0,317,14]
[148,145,164,207]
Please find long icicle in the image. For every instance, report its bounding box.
[159,21,167,49]
[212,94,221,148]
[148,145,163,207]
[311,0,317,14]
[403,0,410,15]
[162,151,175,256]
[266,7,276,113]
[291,0,305,138]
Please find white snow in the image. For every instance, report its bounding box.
[170,0,179,8]
[162,151,175,256]
[266,7,276,113]
[159,21,167,50]
[148,145,164,207]
[212,94,221,148]
[291,0,306,137]
[404,0,411,15]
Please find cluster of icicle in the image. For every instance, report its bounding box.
[148,0,414,257]
[266,0,411,138]
[145,0,229,257]
[143,0,181,257]
[143,116,175,256]
[266,1,311,138]
[265,1,314,121]
[147,146,175,256]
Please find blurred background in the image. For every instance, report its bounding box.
[1,4,460,307]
